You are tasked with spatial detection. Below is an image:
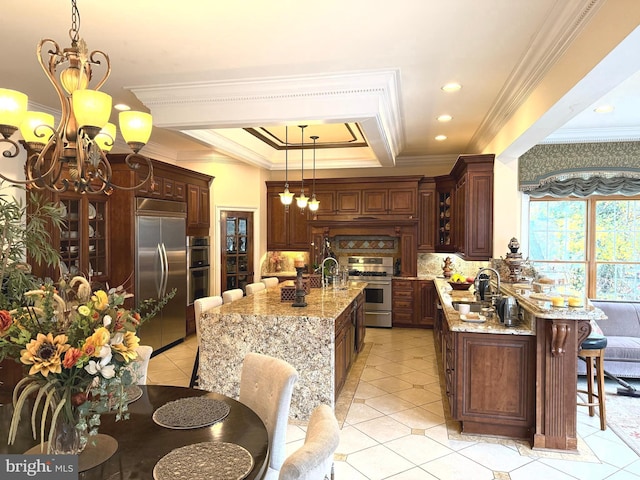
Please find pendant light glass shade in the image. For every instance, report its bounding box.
[280,186,294,205]
[0,89,28,134]
[19,112,55,145]
[119,111,153,151]
[72,89,112,132]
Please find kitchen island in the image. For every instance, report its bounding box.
[197,281,366,420]
[434,278,606,451]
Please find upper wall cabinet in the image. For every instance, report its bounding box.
[449,154,494,260]
[108,155,213,238]
[418,178,436,252]
[266,182,311,251]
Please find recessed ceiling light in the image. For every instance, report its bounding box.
[435,135,447,141]
[594,104,614,114]
[437,114,452,122]
[441,83,462,93]
[114,103,131,111]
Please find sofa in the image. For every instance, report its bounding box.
[578,300,640,378]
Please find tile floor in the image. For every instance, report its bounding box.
[147,328,640,479]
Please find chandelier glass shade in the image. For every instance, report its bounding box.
[279,125,294,205]
[296,125,308,209]
[307,135,320,212]
[0,0,154,195]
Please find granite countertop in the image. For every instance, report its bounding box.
[207,281,368,320]
[500,283,607,321]
[434,278,534,335]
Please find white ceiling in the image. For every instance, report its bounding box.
[2,0,640,170]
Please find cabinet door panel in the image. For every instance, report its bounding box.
[336,191,360,214]
[362,189,387,214]
[388,188,416,215]
[418,188,436,252]
[267,192,288,249]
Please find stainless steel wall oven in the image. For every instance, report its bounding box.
[187,236,210,305]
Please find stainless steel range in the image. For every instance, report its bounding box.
[347,256,393,328]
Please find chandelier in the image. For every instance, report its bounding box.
[296,125,308,209]
[0,0,153,195]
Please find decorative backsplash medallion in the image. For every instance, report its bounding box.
[333,236,397,255]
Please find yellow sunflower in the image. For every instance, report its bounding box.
[111,331,140,362]
[91,290,109,311]
[20,333,70,377]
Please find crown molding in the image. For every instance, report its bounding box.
[542,126,640,144]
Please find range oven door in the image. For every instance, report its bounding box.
[362,279,392,312]
[188,265,210,305]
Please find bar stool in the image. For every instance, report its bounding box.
[577,332,607,430]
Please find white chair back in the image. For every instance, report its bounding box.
[279,404,340,480]
[246,282,266,295]
[262,277,279,288]
[190,295,223,389]
[132,345,153,385]
[222,288,244,303]
[239,352,298,477]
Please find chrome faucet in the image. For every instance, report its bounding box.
[474,267,501,304]
[321,257,339,288]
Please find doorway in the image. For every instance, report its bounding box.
[220,210,254,292]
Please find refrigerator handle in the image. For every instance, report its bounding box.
[161,242,169,297]
[157,243,165,299]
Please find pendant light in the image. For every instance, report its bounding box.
[279,126,294,205]
[296,125,308,209]
[308,135,320,212]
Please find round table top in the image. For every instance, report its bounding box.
[0,385,269,480]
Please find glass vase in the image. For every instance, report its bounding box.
[50,410,87,455]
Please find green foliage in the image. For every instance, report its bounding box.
[0,184,63,310]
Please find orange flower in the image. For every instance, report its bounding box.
[20,333,70,377]
[62,347,83,369]
[0,310,12,335]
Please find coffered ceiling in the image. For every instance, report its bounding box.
[1,1,640,170]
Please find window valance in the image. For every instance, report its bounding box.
[519,142,640,197]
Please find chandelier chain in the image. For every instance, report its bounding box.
[69,0,81,45]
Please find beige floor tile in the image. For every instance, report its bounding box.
[353,415,412,443]
[354,381,389,399]
[337,424,379,454]
[347,444,415,480]
[386,433,455,465]
[391,405,446,430]
[385,467,439,479]
[368,375,415,393]
[394,371,440,386]
[420,451,495,480]
[365,392,416,415]
[360,366,393,382]
[345,402,386,425]
[394,386,442,406]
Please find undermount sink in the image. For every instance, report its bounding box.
[452,301,485,313]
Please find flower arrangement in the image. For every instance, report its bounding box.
[0,275,175,453]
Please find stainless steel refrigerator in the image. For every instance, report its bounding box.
[135,198,187,352]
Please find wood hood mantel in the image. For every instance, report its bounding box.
[308,218,417,237]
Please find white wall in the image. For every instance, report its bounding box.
[177,159,268,295]
[493,156,523,258]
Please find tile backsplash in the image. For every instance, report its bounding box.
[418,253,488,278]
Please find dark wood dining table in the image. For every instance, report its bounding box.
[0,385,269,479]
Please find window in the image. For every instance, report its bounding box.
[528,196,640,301]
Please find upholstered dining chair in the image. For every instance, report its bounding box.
[239,352,299,480]
[246,282,266,295]
[222,288,244,304]
[189,295,223,388]
[262,277,280,288]
[132,345,153,385]
[279,404,339,480]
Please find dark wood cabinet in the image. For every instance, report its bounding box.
[334,300,356,397]
[438,155,494,260]
[455,332,535,438]
[362,189,387,215]
[418,280,436,327]
[392,278,416,327]
[434,307,535,438]
[30,193,110,283]
[187,184,210,234]
[418,179,436,252]
[266,184,310,251]
[354,291,366,352]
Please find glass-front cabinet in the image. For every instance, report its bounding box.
[221,211,253,292]
[36,194,109,283]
